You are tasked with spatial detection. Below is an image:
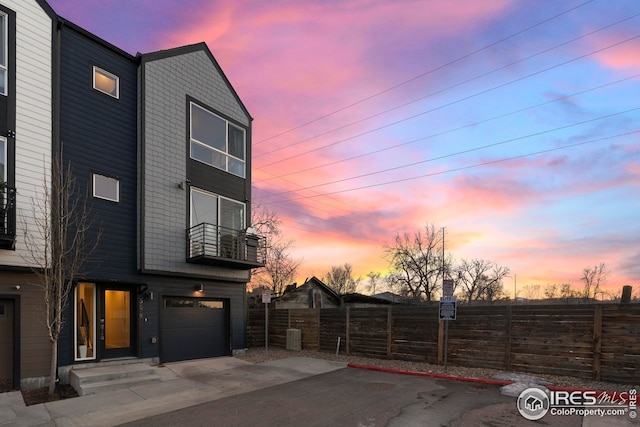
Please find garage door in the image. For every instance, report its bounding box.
[161,297,229,363]
[0,299,14,391]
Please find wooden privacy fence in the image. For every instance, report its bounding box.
[246,303,640,384]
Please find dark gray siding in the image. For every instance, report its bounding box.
[138,277,246,358]
[59,26,138,281]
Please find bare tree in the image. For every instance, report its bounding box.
[366,271,381,295]
[581,263,610,300]
[384,224,450,302]
[521,284,542,300]
[22,160,100,395]
[249,204,302,296]
[560,283,577,302]
[454,258,510,303]
[324,263,358,295]
[543,283,559,300]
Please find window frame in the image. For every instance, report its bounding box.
[92,173,120,202]
[0,136,6,183]
[92,65,120,99]
[189,102,246,178]
[0,12,7,96]
[190,187,245,230]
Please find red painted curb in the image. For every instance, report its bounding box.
[347,363,630,402]
[347,363,512,386]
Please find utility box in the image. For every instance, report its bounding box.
[286,328,301,351]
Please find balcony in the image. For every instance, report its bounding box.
[187,223,266,269]
[0,187,16,250]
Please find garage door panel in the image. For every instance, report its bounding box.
[161,297,229,363]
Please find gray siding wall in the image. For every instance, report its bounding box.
[141,49,250,281]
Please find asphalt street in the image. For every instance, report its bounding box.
[118,367,583,427]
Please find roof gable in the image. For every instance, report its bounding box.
[140,42,251,122]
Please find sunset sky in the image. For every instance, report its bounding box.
[47,0,640,296]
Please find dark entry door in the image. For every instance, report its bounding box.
[0,299,14,391]
[100,287,136,359]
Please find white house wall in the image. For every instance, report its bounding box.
[0,0,52,267]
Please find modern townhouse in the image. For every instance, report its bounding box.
[0,0,264,391]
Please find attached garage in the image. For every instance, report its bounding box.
[161,297,230,363]
[0,299,15,391]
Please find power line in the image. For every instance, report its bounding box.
[253,0,595,146]
[254,73,640,183]
[254,10,640,162]
[255,32,640,171]
[261,129,640,202]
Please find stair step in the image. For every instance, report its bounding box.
[70,363,162,396]
[75,375,162,396]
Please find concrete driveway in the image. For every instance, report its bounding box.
[119,366,586,427]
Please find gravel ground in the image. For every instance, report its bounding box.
[237,347,637,393]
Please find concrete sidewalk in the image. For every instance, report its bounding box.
[0,357,347,427]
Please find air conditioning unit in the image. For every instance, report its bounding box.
[286,328,301,351]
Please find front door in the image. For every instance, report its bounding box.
[101,287,136,359]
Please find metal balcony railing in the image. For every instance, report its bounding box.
[0,187,16,249]
[187,223,266,269]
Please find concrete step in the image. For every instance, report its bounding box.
[70,363,161,396]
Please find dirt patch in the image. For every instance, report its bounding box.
[21,384,79,406]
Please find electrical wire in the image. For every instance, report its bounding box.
[254,10,640,162]
[253,0,595,146]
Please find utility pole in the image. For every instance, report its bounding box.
[442,227,445,281]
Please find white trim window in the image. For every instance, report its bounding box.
[190,102,246,178]
[93,173,119,202]
[93,66,119,98]
[0,12,7,96]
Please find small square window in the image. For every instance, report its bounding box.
[93,174,119,202]
[93,66,119,98]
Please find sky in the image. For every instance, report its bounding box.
[47,0,640,297]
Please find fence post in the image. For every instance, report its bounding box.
[505,305,512,370]
[316,308,321,351]
[593,305,603,381]
[438,319,444,364]
[346,307,350,356]
[387,306,392,359]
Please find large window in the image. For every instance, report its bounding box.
[190,188,245,258]
[75,283,96,361]
[190,188,244,231]
[190,102,246,178]
[0,12,7,96]
[93,66,119,98]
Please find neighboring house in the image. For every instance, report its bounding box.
[0,0,55,391]
[341,293,393,307]
[275,277,340,309]
[0,0,265,390]
[372,292,412,305]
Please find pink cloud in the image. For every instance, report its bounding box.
[589,33,640,73]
